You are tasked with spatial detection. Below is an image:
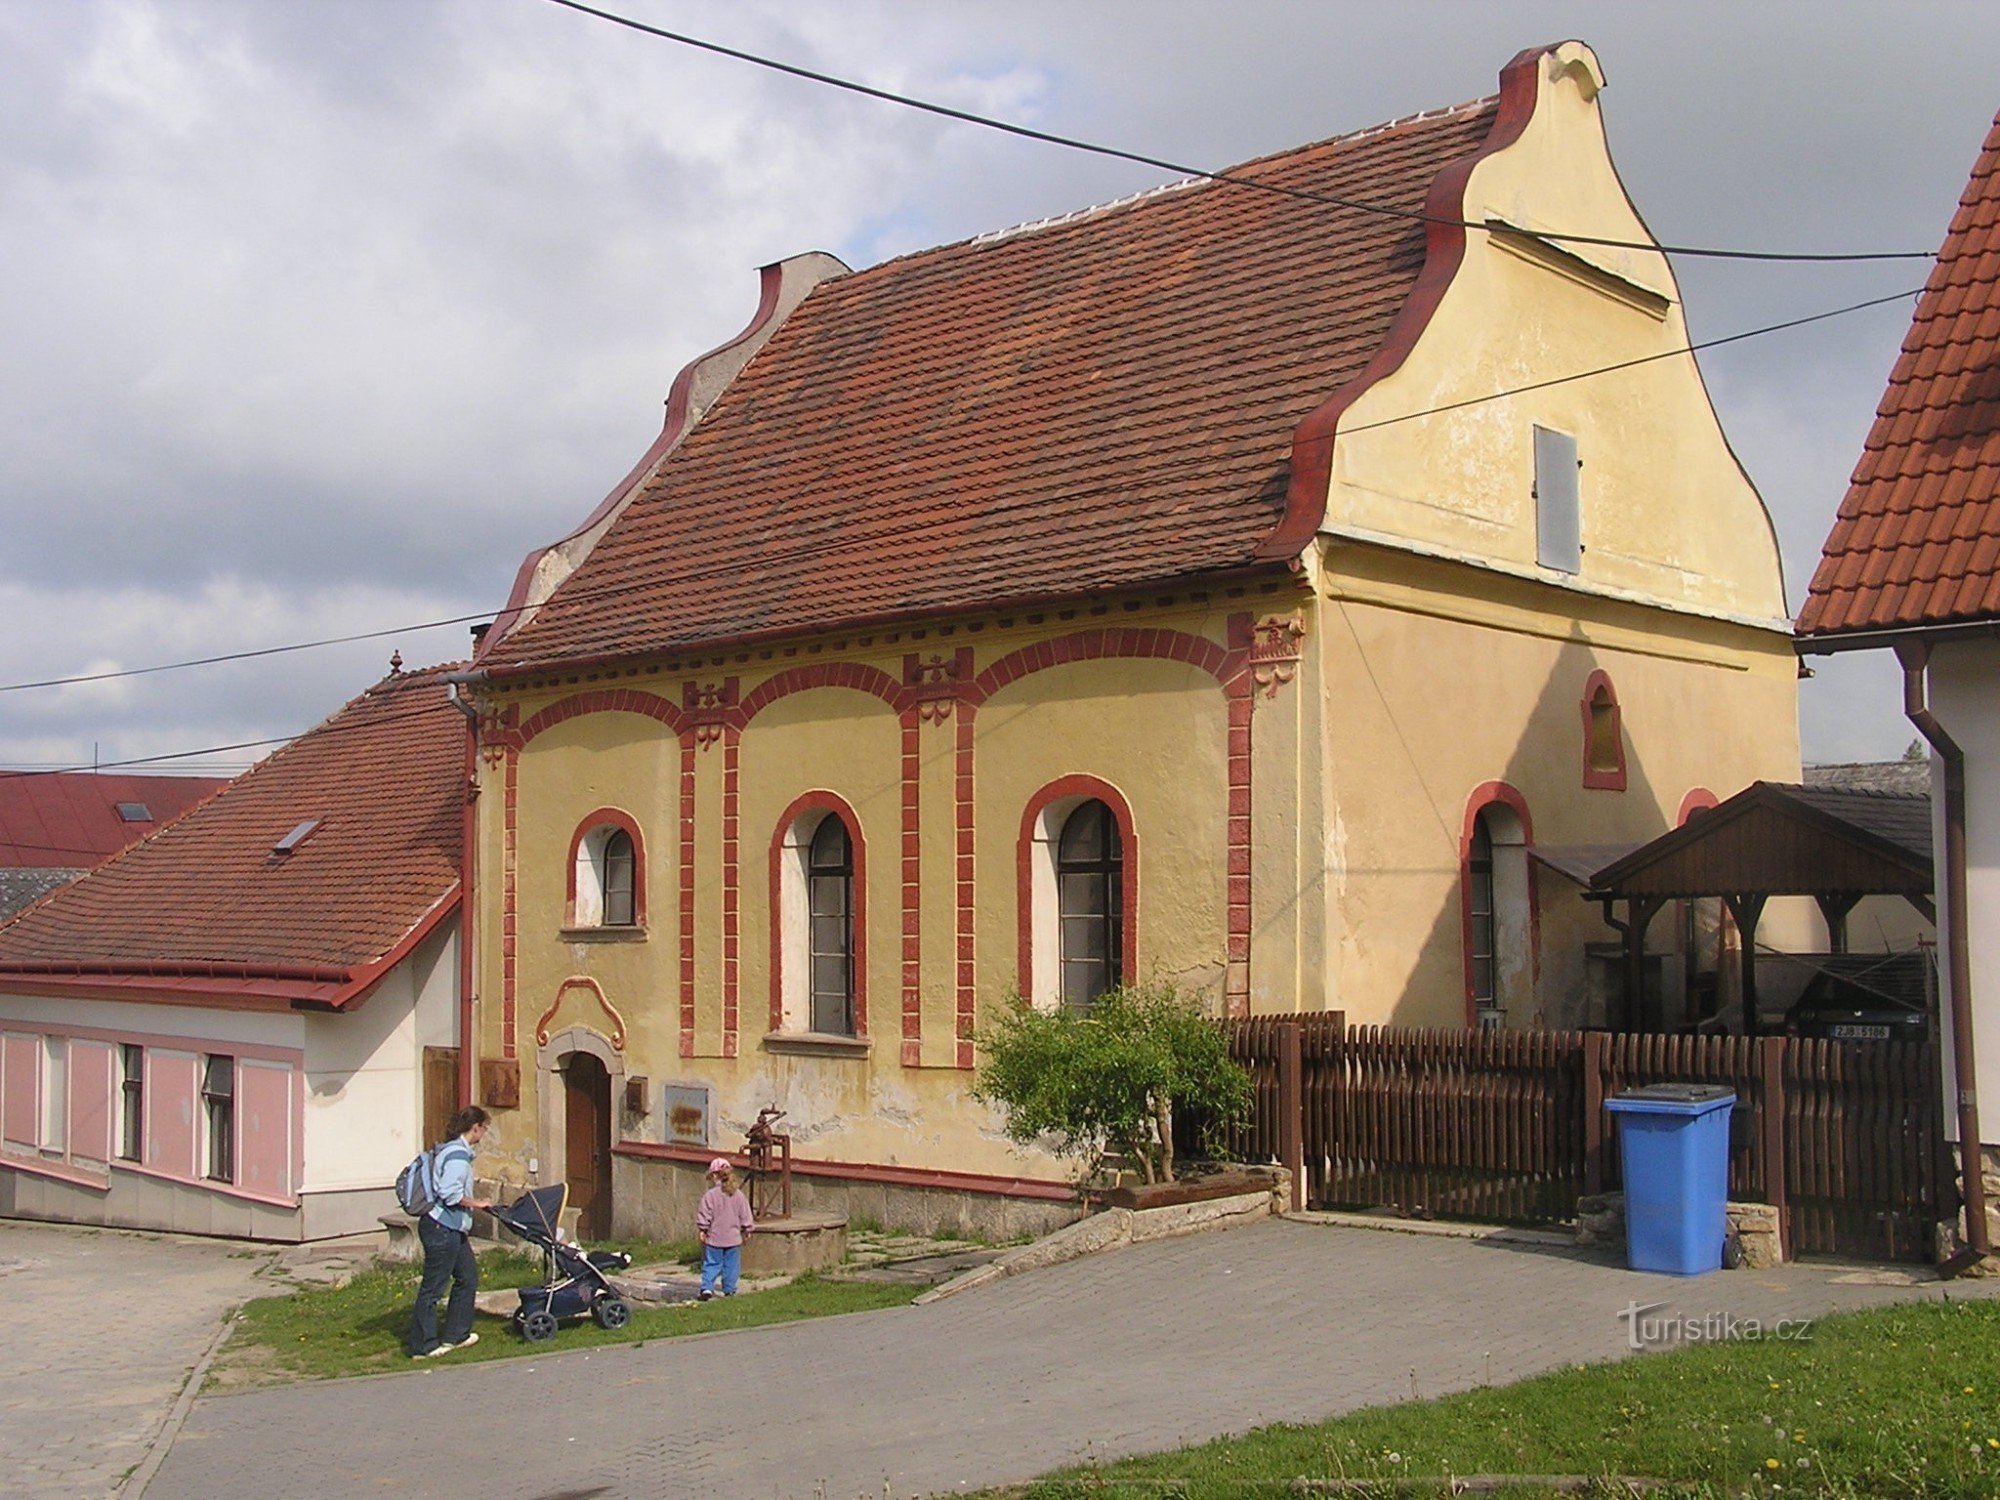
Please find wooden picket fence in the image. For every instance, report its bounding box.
[1205,1018,1952,1262]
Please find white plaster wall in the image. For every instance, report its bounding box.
[1928,639,2000,1147]
[0,993,305,1052]
[300,921,459,1191]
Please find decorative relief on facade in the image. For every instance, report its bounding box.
[1247,613,1305,700]
[902,648,972,723]
[480,703,521,766]
[535,975,628,1051]
[681,678,739,748]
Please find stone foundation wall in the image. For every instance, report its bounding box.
[606,1155,1079,1243]
[1573,1191,1784,1269]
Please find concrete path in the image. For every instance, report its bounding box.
[144,1219,1998,1500]
[0,1219,270,1498]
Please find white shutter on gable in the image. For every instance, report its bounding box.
[1534,425,1581,574]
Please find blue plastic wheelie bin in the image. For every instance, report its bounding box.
[1605,1082,1736,1275]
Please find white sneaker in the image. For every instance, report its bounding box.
[449,1332,479,1351]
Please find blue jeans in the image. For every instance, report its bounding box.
[409,1215,478,1353]
[701,1243,741,1296]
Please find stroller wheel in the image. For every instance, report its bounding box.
[592,1296,631,1331]
[521,1309,559,1343]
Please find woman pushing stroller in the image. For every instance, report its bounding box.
[696,1157,755,1299]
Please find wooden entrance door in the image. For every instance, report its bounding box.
[563,1053,612,1239]
[421,1047,458,1148]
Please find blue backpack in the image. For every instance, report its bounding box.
[395,1145,439,1217]
[395,1140,469,1218]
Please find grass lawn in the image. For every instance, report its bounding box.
[212,1242,916,1386]
[997,1298,2000,1499]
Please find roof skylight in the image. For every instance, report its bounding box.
[272,818,322,855]
[115,802,153,822]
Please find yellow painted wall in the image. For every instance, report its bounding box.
[1323,42,1787,630]
[470,588,1286,1193]
[1309,542,1799,1029]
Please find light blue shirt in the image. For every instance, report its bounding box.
[426,1138,476,1233]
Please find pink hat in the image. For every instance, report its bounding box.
[707,1157,731,1175]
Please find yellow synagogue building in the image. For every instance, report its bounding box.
[453,42,1800,1236]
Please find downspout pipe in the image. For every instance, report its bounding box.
[1895,640,1991,1263]
[444,668,488,1112]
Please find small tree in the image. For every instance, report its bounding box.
[972,980,1251,1185]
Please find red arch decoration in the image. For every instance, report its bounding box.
[966,626,1239,706]
[1677,788,1719,825]
[519,688,682,744]
[1580,669,1627,792]
[767,790,869,1038]
[737,662,905,723]
[1017,776,1140,1005]
[564,807,646,929]
[1459,781,1536,1029]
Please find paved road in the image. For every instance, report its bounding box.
[146,1220,1997,1500]
[0,1219,269,1498]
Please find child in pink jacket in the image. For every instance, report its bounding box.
[696,1157,755,1299]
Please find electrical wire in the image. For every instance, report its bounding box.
[540,0,1934,265]
[0,281,1921,707]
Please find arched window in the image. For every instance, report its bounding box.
[568,811,645,930]
[1580,670,1626,791]
[772,795,865,1038]
[807,816,855,1036]
[1019,778,1137,1012]
[1461,786,1532,1027]
[1468,816,1497,1006]
[1057,800,1124,1010]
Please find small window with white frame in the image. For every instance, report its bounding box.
[41,1036,66,1154]
[202,1054,234,1183]
[120,1044,144,1162]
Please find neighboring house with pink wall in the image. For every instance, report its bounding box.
[0,666,464,1241]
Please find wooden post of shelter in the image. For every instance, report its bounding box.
[1583,1029,1608,1195]
[1723,892,1768,1036]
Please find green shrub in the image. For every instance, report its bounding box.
[973,980,1251,1185]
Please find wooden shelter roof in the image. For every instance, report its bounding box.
[1586,781,1932,901]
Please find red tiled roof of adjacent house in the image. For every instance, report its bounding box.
[0,666,464,1002]
[483,96,1503,673]
[0,772,224,869]
[1798,108,2000,637]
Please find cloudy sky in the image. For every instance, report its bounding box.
[3,0,1998,776]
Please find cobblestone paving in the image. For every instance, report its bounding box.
[0,1219,270,1498]
[145,1219,2000,1500]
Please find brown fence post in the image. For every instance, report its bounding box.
[1759,1035,1790,1261]
[1583,1030,1607,1195]
[1279,1021,1304,1212]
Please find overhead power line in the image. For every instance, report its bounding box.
[0,282,1920,705]
[541,0,1934,266]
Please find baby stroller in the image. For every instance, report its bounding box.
[492,1184,633,1343]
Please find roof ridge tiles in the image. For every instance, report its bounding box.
[863,94,1496,268]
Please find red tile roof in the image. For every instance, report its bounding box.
[482,93,1508,673]
[0,666,464,1006]
[0,772,223,869]
[1798,108,2000,638]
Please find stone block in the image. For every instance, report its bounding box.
[1725,1201,1784,1269]
[1127,1191,1271,1243]
[377,1215,419,1263]
[740,1212,848,1276]
[1003,1208,1132,1273]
